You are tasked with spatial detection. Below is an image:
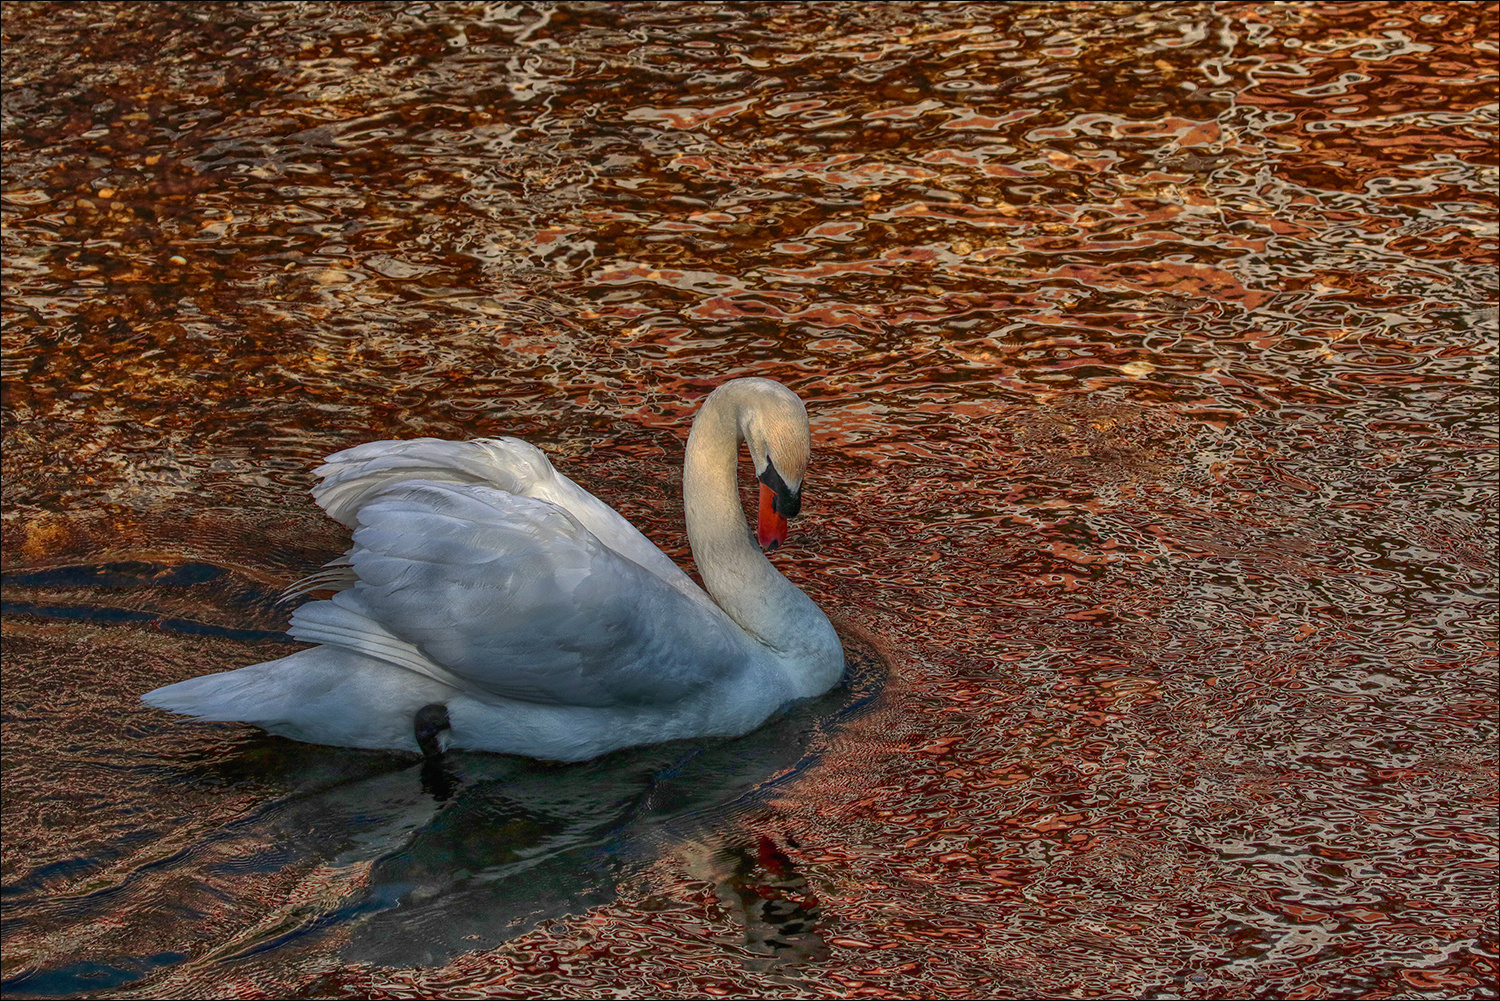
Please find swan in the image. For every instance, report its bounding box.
[142,378,846,762]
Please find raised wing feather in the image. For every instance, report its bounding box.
[320,480,750,708]
[309,436,699,602]
[312,437,552,527]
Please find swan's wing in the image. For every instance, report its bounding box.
[296,479,748,708]
[311,437,551,528]
[309,436,697,598]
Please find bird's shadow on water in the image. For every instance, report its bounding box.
[191,636,887,972]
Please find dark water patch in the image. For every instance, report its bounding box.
[0,600,295,644]
[2,560,227,590]
[0,955,185,999]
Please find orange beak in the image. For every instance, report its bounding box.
[757,482,788,551]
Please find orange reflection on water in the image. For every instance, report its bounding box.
[2,0,1496,998]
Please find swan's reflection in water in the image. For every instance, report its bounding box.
[195,636,882,970]
[679,834,829,968]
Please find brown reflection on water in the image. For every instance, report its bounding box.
[3,1,1496,998]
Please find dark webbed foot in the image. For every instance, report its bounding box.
[414,703,451,760]
[414,703,454,800]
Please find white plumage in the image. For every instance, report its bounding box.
[143,378,845,761]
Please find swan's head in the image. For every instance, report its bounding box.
[723,378,811,551]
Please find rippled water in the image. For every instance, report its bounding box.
[2,2,1496,998]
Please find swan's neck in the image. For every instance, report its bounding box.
[682,391,841,691]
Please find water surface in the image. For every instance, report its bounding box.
[2,2,1496,998]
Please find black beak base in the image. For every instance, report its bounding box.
[758,458,801,518]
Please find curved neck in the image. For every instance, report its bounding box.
[681,388,839,684]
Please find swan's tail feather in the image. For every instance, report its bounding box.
[142,659,314,722]
[141,646,462,752]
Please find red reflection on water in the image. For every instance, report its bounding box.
[3,0,1496,998]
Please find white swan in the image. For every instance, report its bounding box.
[142,378,845,761]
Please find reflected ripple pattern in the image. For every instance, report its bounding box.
[1,2,1496,999]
